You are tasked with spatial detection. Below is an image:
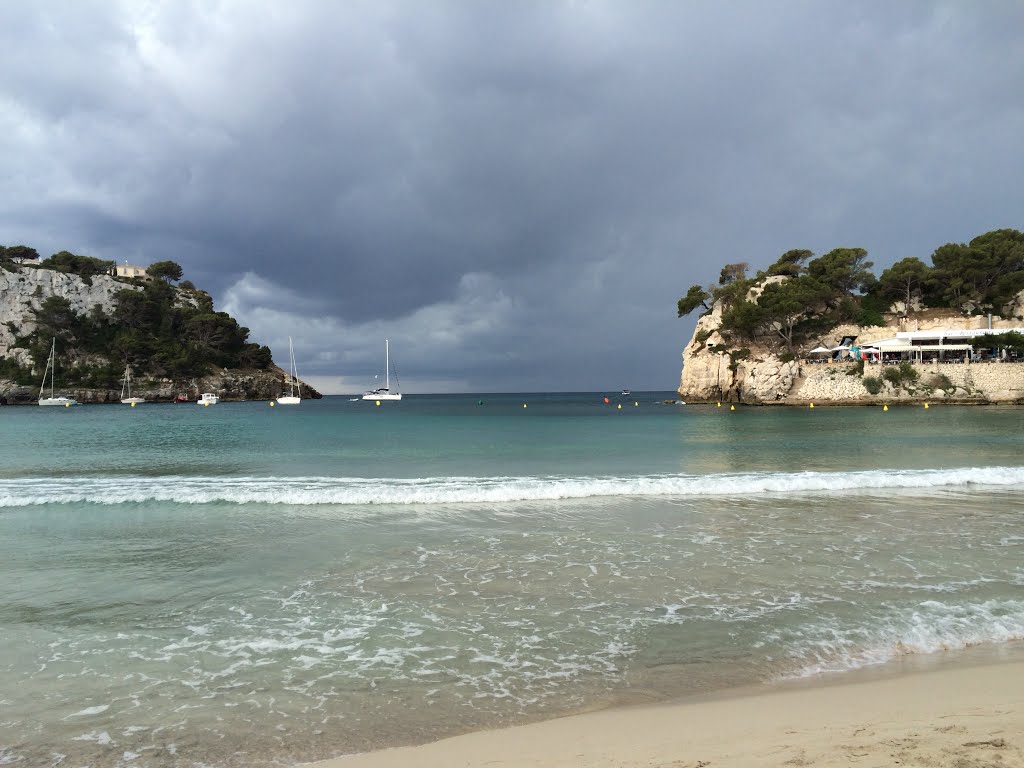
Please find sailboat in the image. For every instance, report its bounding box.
[38,338,79,406]
[362,339,402,401]
[276,337,301,405]
[120,364,146,404]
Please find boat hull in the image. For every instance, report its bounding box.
[362,392,402,401]
[121,398,146,404]
[39,397,78,407]
[276,396,301,405]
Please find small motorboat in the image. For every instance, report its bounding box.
[197,392,219,406]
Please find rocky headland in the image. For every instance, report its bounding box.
[0,262,320,404]
[678,303,1024,405]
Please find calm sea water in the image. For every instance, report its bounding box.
[1,394,1023,767]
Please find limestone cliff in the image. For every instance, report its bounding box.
[0,265,321,404]
[0,267,139,364]
[678,298,1024,405]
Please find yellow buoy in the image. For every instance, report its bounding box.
[523,403,527,408]
[883,404,888,411]
[65,402,70,407]
[809,403,815,408]
[924,402,929,409]
[131,402,136,407]
[716,402,721,407]
[634,401,638,407]
[730,404,735,411]
[270,401,275,407]
[375,400,381,406]
[617,403,622,409]
[204,401,209,406]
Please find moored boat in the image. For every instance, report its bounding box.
[38,338,79,407]
[363,339,402,401]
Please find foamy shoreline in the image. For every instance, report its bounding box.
[307,650,1024,768]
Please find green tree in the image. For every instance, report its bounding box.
[756,277,831,353]
[677,285,711,317]
[31,296,81,345]
[147,260,184,283]
[239,343,274,369]
[719,297,764,340]
[875,257,931,315]
[0,244,40,262]
[765,249,812,278]
[185,313,248,364]
[113,289,159,334]
[806,248,875,299]
[718,262,749,285]
[967,229,1024,311]
[928,242,973,309]
[42,250,115,283]
[929,230,1024,313]
[972,331,1024,356]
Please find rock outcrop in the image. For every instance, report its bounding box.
[0,367,313,405]
[679,298,1024,406]
[0,267,141,364]
[0,264,321,404]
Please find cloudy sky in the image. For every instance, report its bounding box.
[2,2,1022,393]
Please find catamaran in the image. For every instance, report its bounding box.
[38,338,79,406]
[277,337,301,405]
[120,364,146,404]
[362,339,402,401]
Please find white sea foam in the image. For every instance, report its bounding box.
[71,731,112,745]
[64,705,109,718]
[788,598,1024,677]
[1,466,1023,507]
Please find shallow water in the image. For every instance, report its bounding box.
[1,395,1022,766]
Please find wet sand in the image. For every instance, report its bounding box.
[307,656,1024,768]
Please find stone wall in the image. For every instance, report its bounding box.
[789,361,1024,404]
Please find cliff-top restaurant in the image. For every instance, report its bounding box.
[815,328,1024,364]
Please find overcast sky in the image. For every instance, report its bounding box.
[2,2,1022,393]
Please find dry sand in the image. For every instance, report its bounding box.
[306,656,1023,768]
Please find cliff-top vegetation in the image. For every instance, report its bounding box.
[676,228,1024,355]
[0,246,272,386]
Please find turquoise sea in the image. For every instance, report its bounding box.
[2,394,1024,767]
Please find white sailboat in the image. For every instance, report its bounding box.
[120,364,146,404]
[277,336,301,405]
[362,339,402,401]
[38,338,79,406]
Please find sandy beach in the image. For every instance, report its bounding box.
[309,654,1024,768]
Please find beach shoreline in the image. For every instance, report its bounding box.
[306,646,1024,768]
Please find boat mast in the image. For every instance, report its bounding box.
[39,339,54,399]
[50,339,55,398]
[288,336,295,396]
[385,339,390,391]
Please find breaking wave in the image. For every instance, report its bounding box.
[786,598,1024,677]
[2,466,1023,506]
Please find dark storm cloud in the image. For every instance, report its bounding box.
[2,1,1023,392]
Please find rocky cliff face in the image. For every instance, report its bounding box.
[0,265,321,404]
[678,295,1024,405]
[0,267,139,364]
